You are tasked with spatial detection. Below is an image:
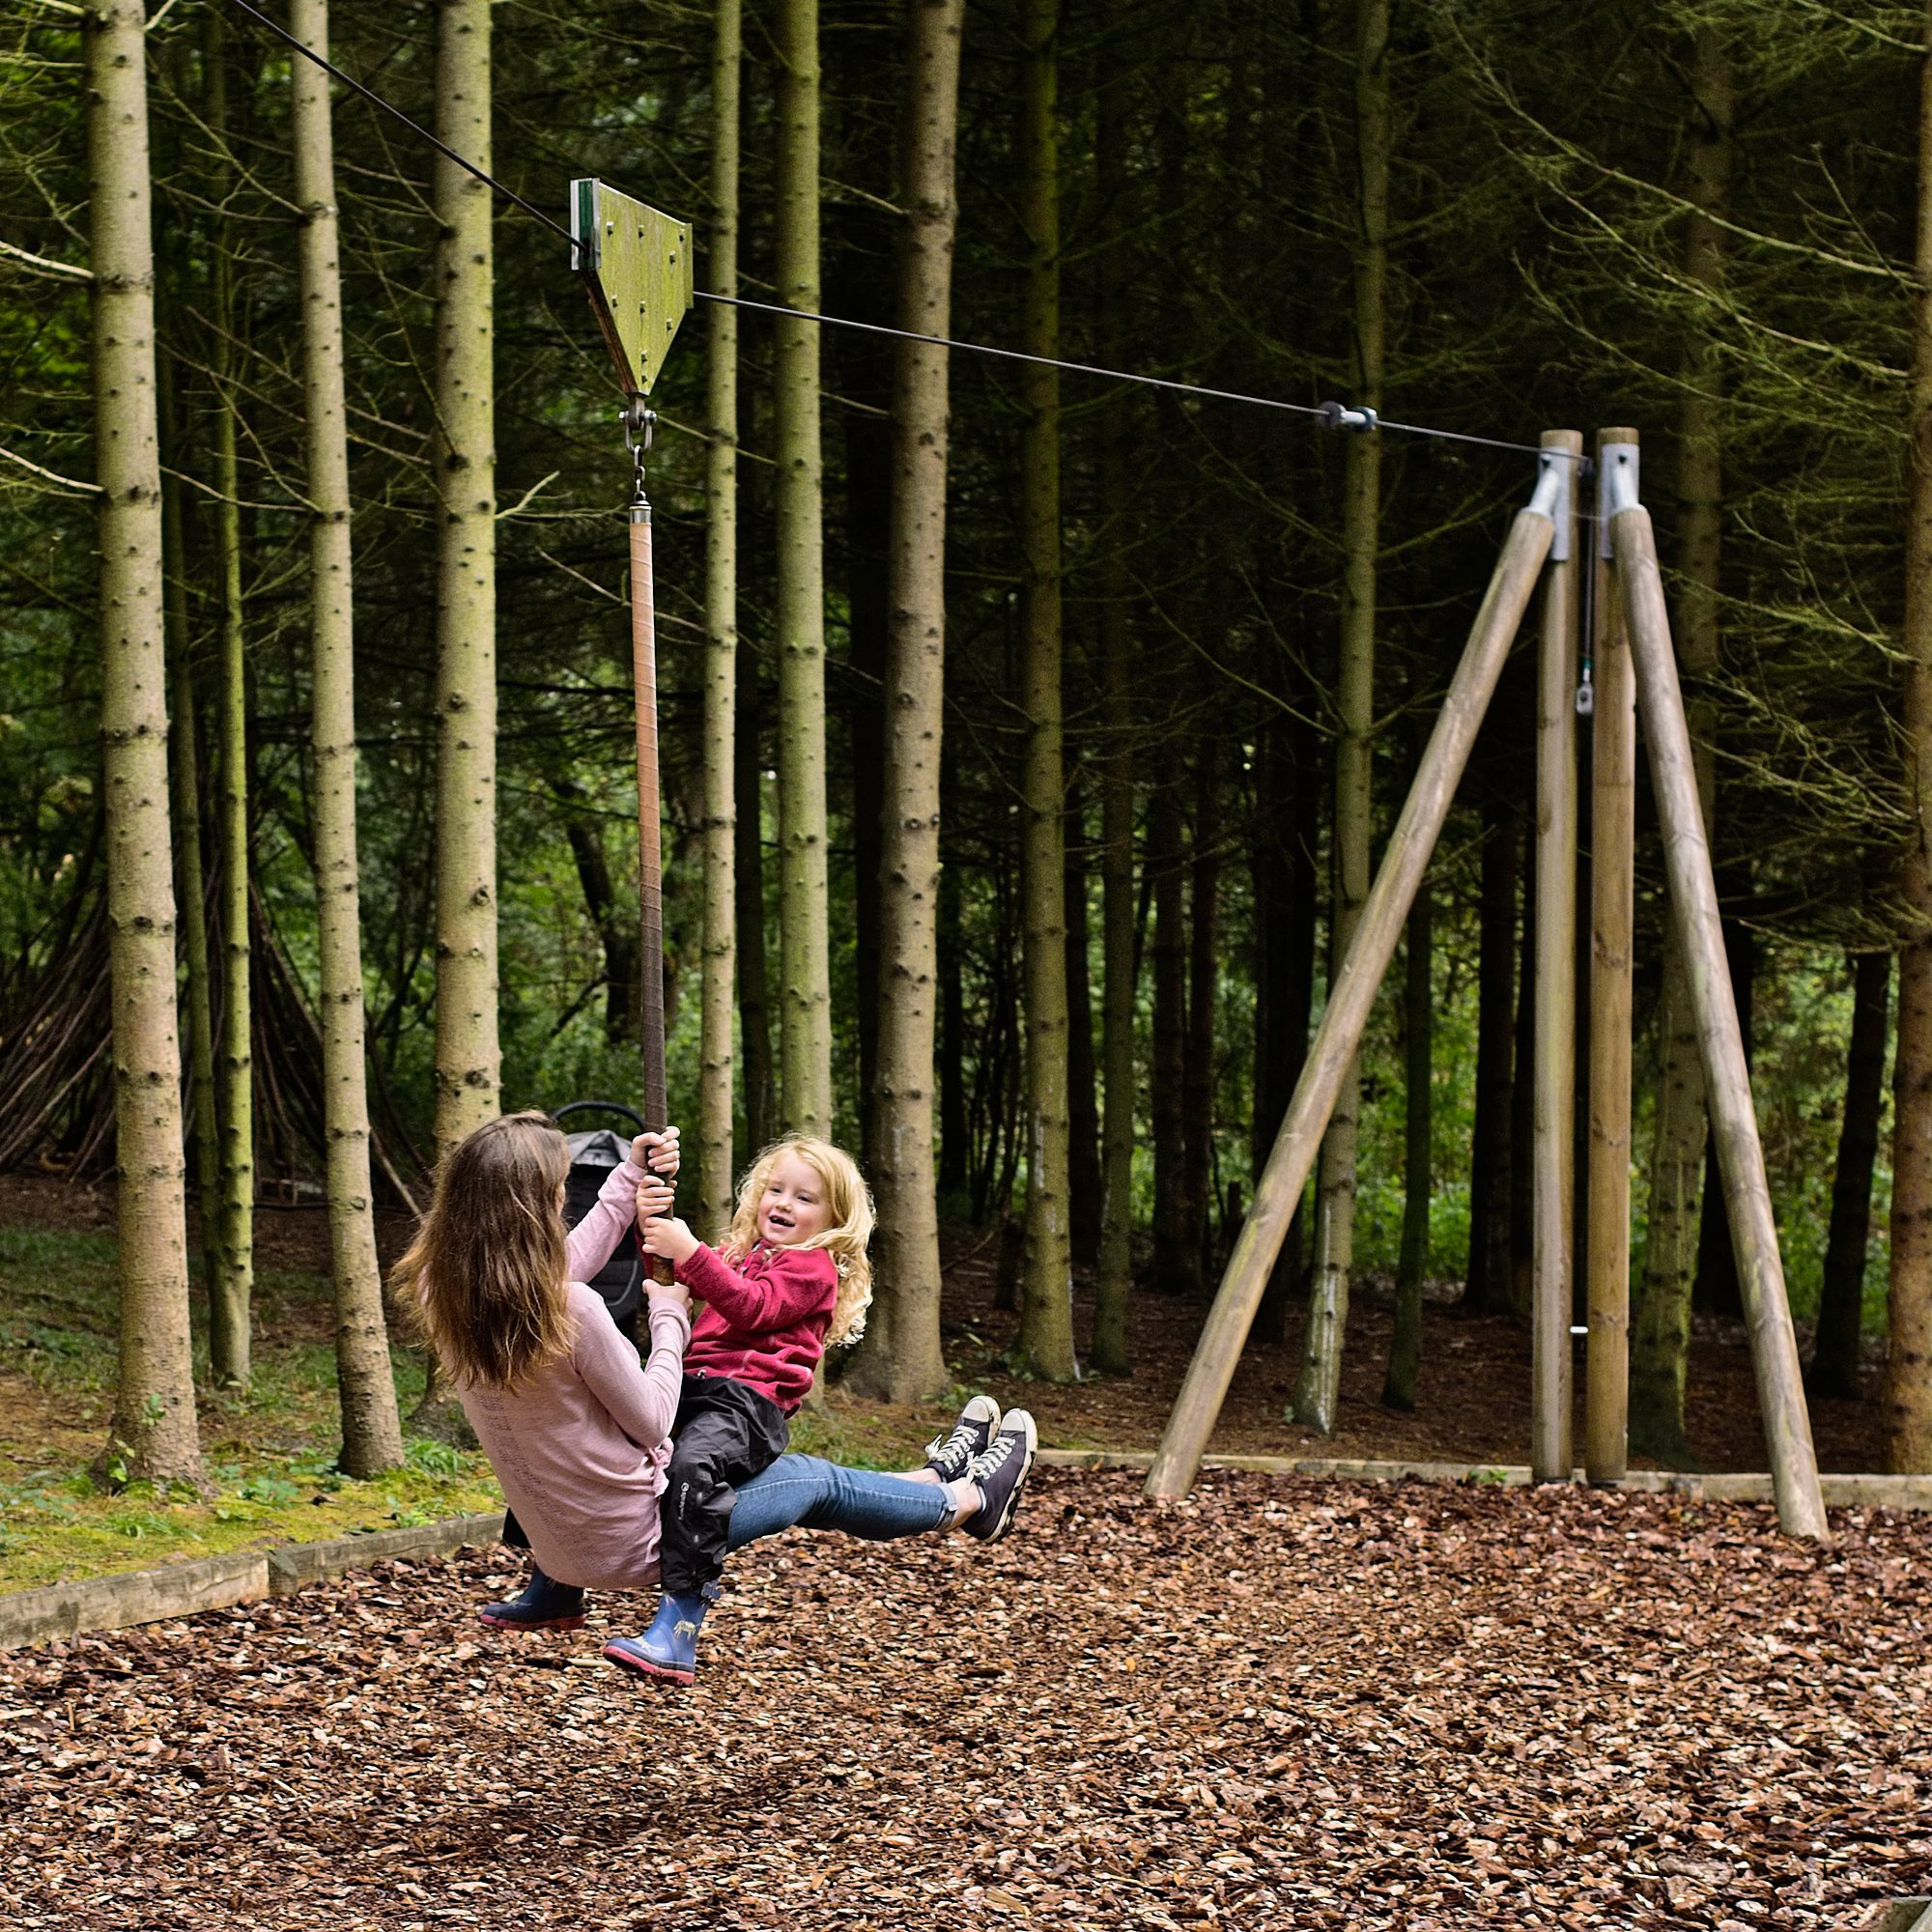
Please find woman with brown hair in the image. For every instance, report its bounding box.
[394,1112,1037,1686]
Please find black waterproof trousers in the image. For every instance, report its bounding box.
[658,1374,791,1595]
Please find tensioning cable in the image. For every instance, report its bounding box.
[224,0,1576,465]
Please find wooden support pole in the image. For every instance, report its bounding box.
[1586,427,1637,1484]
[1531,431,1581,1482]
[1609,484,1829,1542]
[1146,477,1559,1499]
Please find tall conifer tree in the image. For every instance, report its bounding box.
[1014,0,1075,1380]
[699,0,743,1240]
[1295,0,1389,1434]
[291,0,404,1475]
[89,0,202,1484]
[774,0,834,1134]
[854,0,967,1401]
[430,0,499,1164]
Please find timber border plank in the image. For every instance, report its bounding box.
[0,1510,504,1652]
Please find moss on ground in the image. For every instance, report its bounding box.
[0,1224,500,1592]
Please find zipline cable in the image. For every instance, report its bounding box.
[223,0,1570,464]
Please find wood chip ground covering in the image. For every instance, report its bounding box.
[3,1471,1927,1930]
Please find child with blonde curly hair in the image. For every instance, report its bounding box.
[617,1136,880,1677]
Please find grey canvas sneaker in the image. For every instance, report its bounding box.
[923,1393,1002,1483]
[963,1409,1037,1543]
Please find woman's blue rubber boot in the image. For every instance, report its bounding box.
[602,1585,718,1687]
[479,1565,586,1633]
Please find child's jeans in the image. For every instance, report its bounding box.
[726,1455,952,1550]
[659,1374,791,1595]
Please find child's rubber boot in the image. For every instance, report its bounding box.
[602,1584,719,1687]
[479,1565,586,1633]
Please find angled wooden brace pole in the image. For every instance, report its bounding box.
[1606,454,1830,1542]
[1146,455,1565,1499]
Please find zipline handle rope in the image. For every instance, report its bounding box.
[222,0,1590,467]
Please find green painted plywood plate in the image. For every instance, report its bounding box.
[569,178,693,396]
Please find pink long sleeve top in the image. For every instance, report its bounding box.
[458,1157,689,1592]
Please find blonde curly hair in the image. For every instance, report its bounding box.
[724,1136,873,1346]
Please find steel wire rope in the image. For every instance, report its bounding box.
[225,0,1580,465]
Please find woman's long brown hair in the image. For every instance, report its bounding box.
[392,1112,576,1392]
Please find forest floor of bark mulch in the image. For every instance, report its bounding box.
[2,1468,1927,1931]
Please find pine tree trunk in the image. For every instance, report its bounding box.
[1094,617,1135,1368]
[735,641,776,1153]
[1065,794,1103,1265]
[839,308,891,1169]
[699,0,742,1241]
[1254,711,1318,1346]
[429,0,498,1164]
[417,0,497,1439]
[1013,0,1074,1381]
[1293,0,1387,1434]
[1384,878,1432,1410]
[774,0,833,1134]
[1149,770,1189,1290]
[89,0,202,1486]
[1889,5,1932,1471]
[1182,738,1221,1284]
[1632,915,1705,1459]
[938,851,968,1198]
[291,0,404,1477]
[160,372,219,1295]
[849,0,964,1404]
[1464,794,1516,1312]
[1810,949,1889,1400]
[205,9,252,1388]
[1633,24,1732,1450]
[1093,2,1135,1370]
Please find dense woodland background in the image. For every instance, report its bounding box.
[4,0,1930,1481]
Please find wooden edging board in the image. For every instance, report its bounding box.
[1038,1447,1932,1512]
[1860,1904,1932,1932]
[0,1511,504,1652]
[5,1453,1931,1653]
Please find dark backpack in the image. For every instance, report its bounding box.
[562,1126,643,1337]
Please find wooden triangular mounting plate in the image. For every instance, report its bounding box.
[569,179,693,396]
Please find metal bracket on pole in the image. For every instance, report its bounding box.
[1526,451,1564,525]
[624,395,655,524]
[1598,440,1639,552]
[1319,400,1378,434]
[1538,446,1573,561]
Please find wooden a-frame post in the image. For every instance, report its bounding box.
[1146,448,1569,1500]
[1584,427,1637,1483]
[1605,447,1829,1542]
[1531,430,1581,1482]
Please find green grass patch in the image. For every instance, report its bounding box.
[0,1223,501,1593]
[0,1445,502,1592]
